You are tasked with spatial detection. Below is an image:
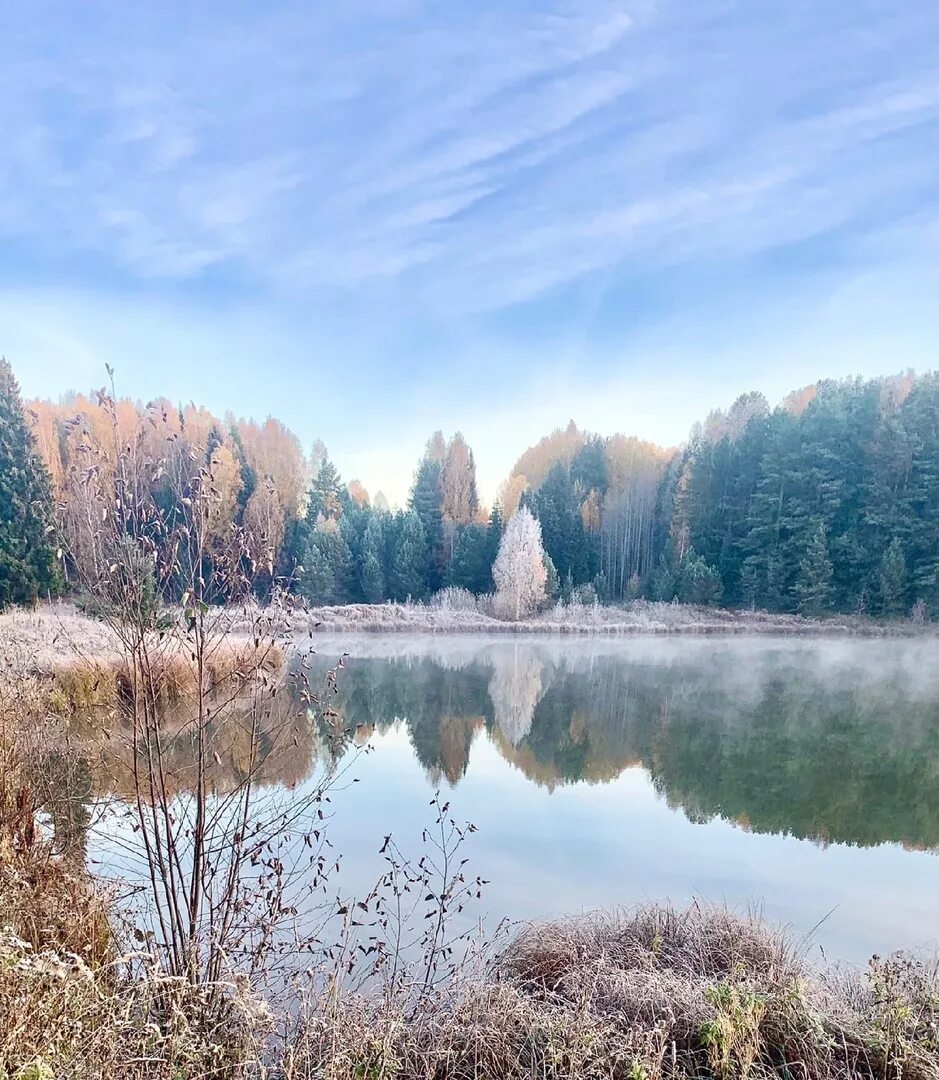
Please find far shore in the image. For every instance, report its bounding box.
[296,599,935,637]
[0,599,932,679]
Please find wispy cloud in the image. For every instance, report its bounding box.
[2,0,934,311]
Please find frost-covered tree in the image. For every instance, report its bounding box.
[493,506,547,620]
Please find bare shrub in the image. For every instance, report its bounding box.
[291,904,939,1080]
[431,586,479,612]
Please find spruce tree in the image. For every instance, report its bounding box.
[359,514,386,603]
[793,524,833,615]
[880,537,907,617]
[297,526,350,605]
[409,457,444,589]
[389,511,429,601]
[0,359,58,607]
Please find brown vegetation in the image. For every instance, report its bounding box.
[285,905,939,1080]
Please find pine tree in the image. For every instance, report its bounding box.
[360,514,386,603]
[409,456,444,589]
[880,537,907,617]
[389,511,429,600]
[307,453,343,522]
[447,524,490,593]
[678,551,723,606]
[793,523,833,615]
[297,525,350,605]
[0,359,58,607]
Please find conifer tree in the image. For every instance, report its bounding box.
[793,524,833,615]
[880,537,907,617]
[360,514,386,603]
[389,511,429,600]
[0,359,58,607]
[409,455,444,589]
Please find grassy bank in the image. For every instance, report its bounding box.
[295,598,930,637]
[2,601,929,660]
[2,857,938,1080]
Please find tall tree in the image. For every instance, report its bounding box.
[880,537,908,617]
[493,506,547,620]
[359,514,387,603]
[389,511,430,601]
[793,524,833,615]
[0,359,58,606]
[409,450,444,590]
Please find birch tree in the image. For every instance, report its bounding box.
[493,505,547,620]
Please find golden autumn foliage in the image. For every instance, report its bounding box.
[25,391,307,588]
[509,420,586,492]
[346,479,370,507]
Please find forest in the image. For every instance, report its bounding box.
[2,358,938,620]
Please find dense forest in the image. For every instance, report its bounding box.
[3,357,939,619]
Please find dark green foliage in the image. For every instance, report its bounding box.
[793,524,833,615]
[297,526,351,605]
[570,437,608,496]
[359,514,386,603]
[228,425,256,516]
[543,552,559,601]
[657,374,939,619]
[389,511,430,601]
[880,538,907,617]
[409,457,444,591]
[678,552,723,606]
[527,463,595,587]
[447,523,492,594]
[0,359,59,607]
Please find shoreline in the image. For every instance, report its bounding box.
[0,600,932,676]
[295,599,934,638]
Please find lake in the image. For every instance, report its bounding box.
[84,633,939,967]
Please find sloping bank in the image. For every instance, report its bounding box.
[3,885,938,1079]
[293,599,932,637]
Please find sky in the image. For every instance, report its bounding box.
[2,1,937,505]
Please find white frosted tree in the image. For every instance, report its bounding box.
[493,505,548,620]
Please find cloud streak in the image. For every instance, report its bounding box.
[1,0,934,313]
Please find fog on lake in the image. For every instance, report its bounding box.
[77,634,939,966]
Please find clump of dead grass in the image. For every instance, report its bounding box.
[0,930,271,1080]
[45,641,285,718]
[292,904,939,1080]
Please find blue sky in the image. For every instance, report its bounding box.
[3,1,937,504]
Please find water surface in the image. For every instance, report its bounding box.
[85,633,939,966]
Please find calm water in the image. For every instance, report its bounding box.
[84,634,939,966]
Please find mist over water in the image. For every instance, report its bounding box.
[87,634,939,966]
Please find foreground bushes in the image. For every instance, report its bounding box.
[5,897,935,1078]
[297,906,939,1080]
[5,902,929,1080]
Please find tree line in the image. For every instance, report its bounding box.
[2,356,938,619]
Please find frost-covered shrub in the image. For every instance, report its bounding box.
[431,587,478,612]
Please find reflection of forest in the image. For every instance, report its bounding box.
[41,688,321,860]
[308,644,939,851]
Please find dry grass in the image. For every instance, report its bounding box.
[40,641,286,718]
[292,905,939,1080]
[295,599,928,637]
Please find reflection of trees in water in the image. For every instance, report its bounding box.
[66,647,939,853]
[35,750,93,860]
[49,686,322,864]
[487,645,547,746]
[311,647,939,851]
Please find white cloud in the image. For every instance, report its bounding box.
[1,0,933,311]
